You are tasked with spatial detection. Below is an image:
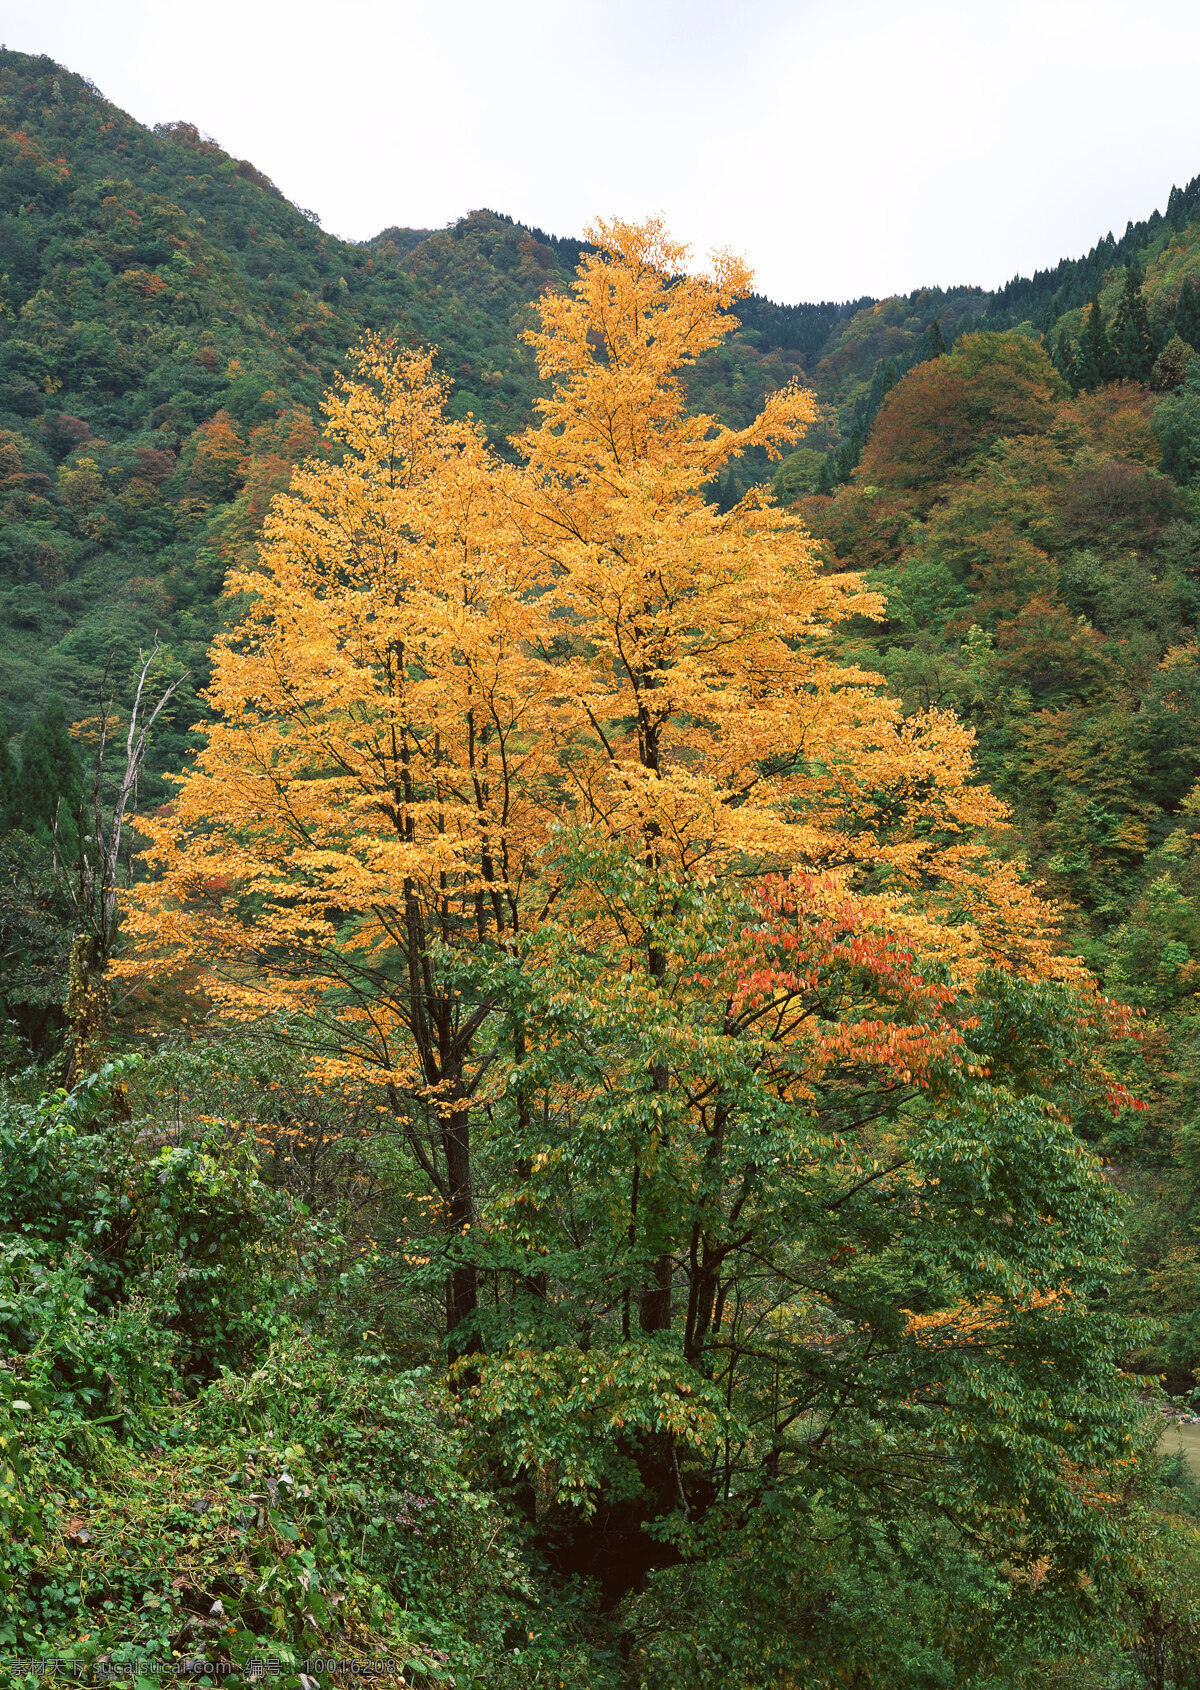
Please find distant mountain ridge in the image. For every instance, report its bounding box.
[983,173,1200,327]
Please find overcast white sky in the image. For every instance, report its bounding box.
[4,0,1200,303]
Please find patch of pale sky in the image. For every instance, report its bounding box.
[4,0,1200,303]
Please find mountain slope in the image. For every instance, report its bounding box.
[0,49,855,756]
[0,53,605,761]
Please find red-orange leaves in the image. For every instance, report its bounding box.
[734,870,1142,1119]
[735,872,967,1097]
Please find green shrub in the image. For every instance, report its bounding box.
[0,1060,298,1379]
[2,1333,616,1688]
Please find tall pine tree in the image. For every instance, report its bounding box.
[1075,294,1115,390]
[0,723,18,832]
[1174,274,1200,350]
[833,420,864,484]
[918,319,947,362]
[18,697,81,841]
[866,357,899,418]
[1051,328,1076,389]
[1110,264,1154,381]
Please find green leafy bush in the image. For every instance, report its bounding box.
[0,1061,297,1378]
[2,1333,615,1687]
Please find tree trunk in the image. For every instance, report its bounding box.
[443,1099,479,1355]
[62,931,110,1088]
[639,1249,673,1333]
[639,936,673,1333]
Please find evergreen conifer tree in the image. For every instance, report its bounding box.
[1110,264,1154,381]
[18,697,81,841]
[919,319,947,362]
[1075,294,1114,390]
[1051,329,1076,390]
[0,723,18,831]
[833,422,864,484]
[865,358,899,424]
[1174,275,1200,350]
[815,453,837,495]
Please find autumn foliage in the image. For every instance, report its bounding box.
[857,330,1065,500]
[129,223,1086,1053]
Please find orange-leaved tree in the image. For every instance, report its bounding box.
[125,342,560,1341]
[127,221,1094,1351]
[514,222,1073,970]
[507,219,1088,1332]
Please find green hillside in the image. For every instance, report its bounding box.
[0,48,855,756]
[0,50,590,758]
[9,40,1196,757]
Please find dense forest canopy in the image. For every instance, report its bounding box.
[7,42,1200,1690]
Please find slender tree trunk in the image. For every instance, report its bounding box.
[684,1102,727,1364]
[639,937,673,1333]
[442,1086,479,1355]
[59,643,182,1090]
[424,1075,478,1353]
[513,1022,548,1309]
[62,931,110,1088]
[685,1239,722,1366]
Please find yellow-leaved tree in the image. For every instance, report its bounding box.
[126,219,1087,1349]
[126,343,562,1339]
[507,219,1083,1334]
